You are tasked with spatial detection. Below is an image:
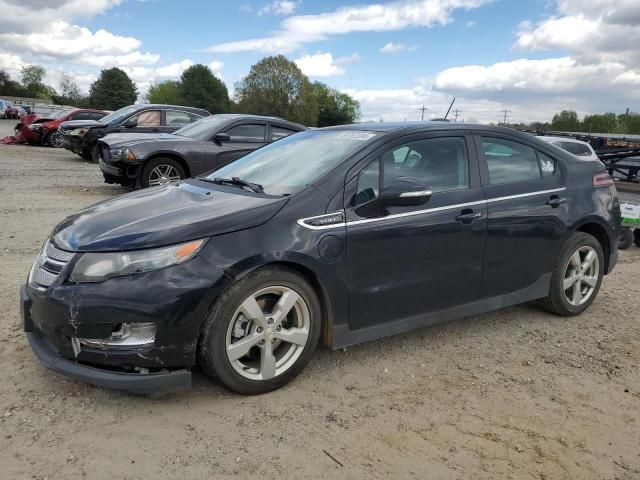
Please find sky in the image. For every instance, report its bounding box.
[0,0,638,124]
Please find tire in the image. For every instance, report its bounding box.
[540,232,604,316]
[141,157,186,188]
[619,227,633,250]
[197,266,322,395]
[91,144,101,164]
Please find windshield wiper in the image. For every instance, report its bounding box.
[199,176,264,194]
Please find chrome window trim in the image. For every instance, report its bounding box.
[297,187,566,231]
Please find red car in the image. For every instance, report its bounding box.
[17,108,107,147]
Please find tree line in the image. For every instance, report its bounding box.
[0,55,360,127]
[509,110,640,135]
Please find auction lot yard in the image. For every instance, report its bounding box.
[0,118,638,479]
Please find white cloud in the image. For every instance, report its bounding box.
[258,0,298,16]
[207,0,492,53]
[155,59,194,77]
[295,53,345,77]
[381,42,407,54]
[465,20,476,28]
[208,60,224,73]
[0,53,26,78]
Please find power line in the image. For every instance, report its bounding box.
[452,109,463,122]
[418,105,428,122]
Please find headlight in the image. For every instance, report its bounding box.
[110,148,136,161]
[27,124,42,130]
[69,239,206,283]
[69,128,88,136]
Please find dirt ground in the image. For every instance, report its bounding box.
[0,118,638,480]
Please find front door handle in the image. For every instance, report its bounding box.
[546,196,566,208]
[455,209,484,224]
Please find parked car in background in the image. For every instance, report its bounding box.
[6,104,26,119]
[22,123,620,394]
[15,108,71,144]
[18,108,107,147]
[0,99,8,119]
[58,104,210,162]
[538,136,601,162]
[98,114,306,188]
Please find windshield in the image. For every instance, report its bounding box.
[99,105,138,125]
[174,116,231,139]
[206,129,379,195]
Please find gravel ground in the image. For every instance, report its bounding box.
[0,118,639,480]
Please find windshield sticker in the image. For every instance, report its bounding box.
[336,132,377,141]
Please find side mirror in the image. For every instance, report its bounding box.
[355,177,431,217]
[213,132,231,143]
[123,117,138,128]
[379,177,432,207]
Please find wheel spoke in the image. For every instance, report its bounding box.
[271,290,301,324]
[259,342,277,380]
[572,281,582,305]
[239,295,266,326]
[227,334,262,361]
[582,250,596,269]
[582,275,597,288]
[563,275,575,290]
[275,327,309,346]
[570,251,581,267]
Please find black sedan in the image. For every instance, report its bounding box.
[22,123,620,394]
[97,114,306,188]
[58,104,210,162]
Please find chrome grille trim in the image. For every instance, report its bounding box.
[29,241,75,290]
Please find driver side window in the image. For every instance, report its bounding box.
[353,137,470,206]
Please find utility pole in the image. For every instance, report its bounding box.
[501,108,512,125]
[453,109,462,122]
[418,105,428,122]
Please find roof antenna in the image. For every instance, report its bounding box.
[443,97,455,120]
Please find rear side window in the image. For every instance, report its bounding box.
[271,126,298,140]
[166,111,193,126]
[538,151,556,177]
[482,137,541,184]
[224,124,266,143]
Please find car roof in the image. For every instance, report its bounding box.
[205,113,307,130]
[130,104,211,116]
[538,136,590,144]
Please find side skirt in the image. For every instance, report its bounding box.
[332,273,551,349]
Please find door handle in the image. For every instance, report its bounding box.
[546,196,566,208]
[455,209,484,223]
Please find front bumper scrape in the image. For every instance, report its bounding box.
[22,286,191,392]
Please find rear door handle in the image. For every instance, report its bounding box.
[546,196,566,208]
[455,210,484,223]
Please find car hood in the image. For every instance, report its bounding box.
[101,132,188,149]
[52,180,289,252]
[59,119,105,131]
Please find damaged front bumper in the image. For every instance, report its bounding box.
[21,251,224,391]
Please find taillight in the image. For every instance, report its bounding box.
[593,172,613,186]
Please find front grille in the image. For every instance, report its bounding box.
[29,241,75,290]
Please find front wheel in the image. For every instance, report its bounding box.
[44,131,62,148]
[198,267,321,395]
[141,157,186,188]
[540,232,604,316]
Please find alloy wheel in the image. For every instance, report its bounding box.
[563,245,599,306]
[148,164,181,186]
[225,286,311,381]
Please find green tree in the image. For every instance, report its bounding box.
[89,67,137,110]
[582,112,617,133]
[147,80,182,105]
[20,65,50,98]
[59,72,81,105]
[550,110,581,132]
[179,65,229,113]
[235,55,318,125]
[0,70,25,96]
[313,82,359,126]
[617,113,640,134]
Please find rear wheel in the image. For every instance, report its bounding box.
[141,157,185,188]
[619,227,633,250]
[540,232,604,316]
[198,266,321,395]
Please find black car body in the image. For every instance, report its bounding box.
[58,104,209,161]
[97,114,306,188]
[22,123,620,394]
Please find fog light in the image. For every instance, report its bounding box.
[77,322,156,350]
